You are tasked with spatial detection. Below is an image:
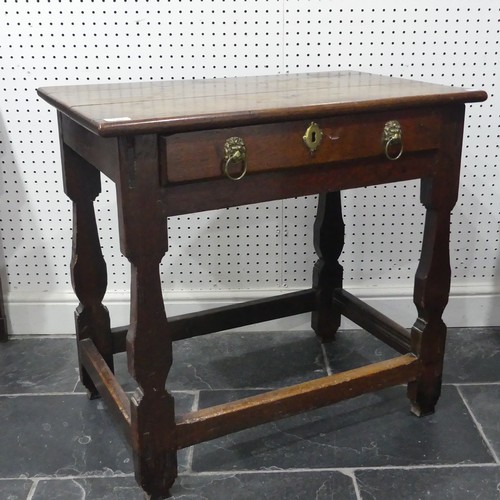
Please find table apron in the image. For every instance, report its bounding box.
[161,150,437,216]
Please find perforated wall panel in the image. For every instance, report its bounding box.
[0,1,498,333]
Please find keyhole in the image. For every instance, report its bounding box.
[303,122,323,153]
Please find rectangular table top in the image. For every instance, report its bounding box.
[37,71,486,137]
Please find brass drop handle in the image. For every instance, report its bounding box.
[223,136,248,181]
[382,120,404,161]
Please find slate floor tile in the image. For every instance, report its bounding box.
[2,328,499,499]
[0,392,193,478]
[322,330,398,374]
[170,471,358,500]
[356,465,500,500]
[443,327,500,383]
[323,327,500,384]
[459,384,500,459]
[192,386,494,472]
[32,471,357,500]
[31,476,142,500]
[108,330,328,393]
[0,338,79,394]
[76,330,328,394]
[169,330,328,390]
[0,479,33,499]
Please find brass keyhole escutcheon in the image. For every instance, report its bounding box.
[303,122,323,154]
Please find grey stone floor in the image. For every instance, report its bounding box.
[0,327,499,499]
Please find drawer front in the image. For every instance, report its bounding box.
[160,109,442,184]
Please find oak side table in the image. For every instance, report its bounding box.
[38,72,486,499]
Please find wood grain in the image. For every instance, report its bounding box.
[161,108,442,183]
[38,71,486,136]
[176,354,419,449]
[80,338,131,433]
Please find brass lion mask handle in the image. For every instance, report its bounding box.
[382,120,404,161]
[223,137,248,181]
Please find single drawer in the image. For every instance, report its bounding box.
[160,109,442,184]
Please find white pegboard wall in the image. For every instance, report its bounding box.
[0,0,498,334]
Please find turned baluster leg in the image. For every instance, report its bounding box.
[408,105,465,416]
[408,202,451,415]
[61,142,113,399]
[116,135,176,499]
[312,191,345,343]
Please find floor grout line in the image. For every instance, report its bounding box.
[353,475,363,500]
[320,342,333,376]
[0,389,204,397]
[181,463,500,475]
[71,376,81,393]
[0,473,136,482]
[445,381,500,386]
[338,469,363,500]
[184,390,200,474]
[0,387,309,398]
[1,381,499,398]
[457,385,500,464]
[2,462,499,483]
[24,479,38,500]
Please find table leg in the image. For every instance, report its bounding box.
[408,184,454,416]
[312,191,345,342]
[116,135,176,498]
[61,144,113,399]
[408,106,464,416]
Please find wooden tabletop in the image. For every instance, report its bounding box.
[37,71,487,137]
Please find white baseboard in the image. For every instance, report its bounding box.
[4,285,500,336]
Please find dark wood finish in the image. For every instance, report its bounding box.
[38,71,485,137]
[162,150,438,217]
[80,338,131,432]
[111,289,317,353]
[177,354,419,448]
[37,71,486,499]
[60,113,119,183]
[161,109,441,183]
[109,287,411,356]
[311,191,345,342]
[407,105,467,416]
[59,124,114,399]
[333,289,412,354]
[115,134,177,498]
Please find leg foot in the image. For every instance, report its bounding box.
[407,319,446,416]
[131,388,177,499]
[408,366,442,416]
[410,401,437,418]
